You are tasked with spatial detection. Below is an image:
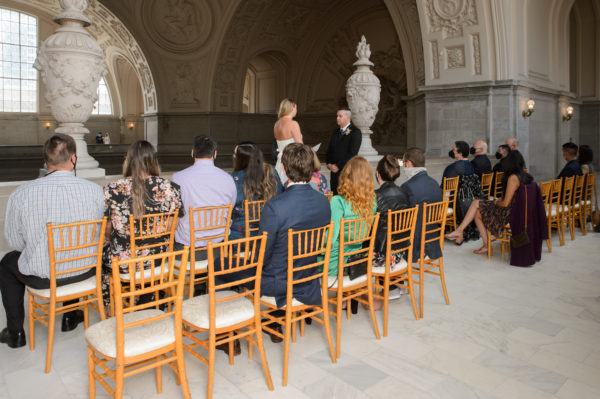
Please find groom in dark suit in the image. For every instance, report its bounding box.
[260,143,331,307]
[326,107,362,194]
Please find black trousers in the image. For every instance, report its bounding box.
[330,172,340,195]
[0,251,93,332]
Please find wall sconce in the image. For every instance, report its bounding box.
[522,98,535,118]
[44,122,52,130]
[563,105,574,121]
[127,122,135,130]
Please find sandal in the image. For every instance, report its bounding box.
[473,247,488,254]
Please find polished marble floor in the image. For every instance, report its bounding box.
[1,230,599,399]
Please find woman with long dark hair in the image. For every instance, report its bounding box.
[446,150,531,254]
[102,140,182,307]
[229,142,283,240]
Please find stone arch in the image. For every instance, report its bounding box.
[243,50,292,114]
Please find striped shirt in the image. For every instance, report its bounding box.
[4,170,104,278]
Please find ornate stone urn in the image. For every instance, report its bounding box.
[34,0,106,177]
[346,36,381,161]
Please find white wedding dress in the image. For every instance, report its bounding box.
[275,138,295,184]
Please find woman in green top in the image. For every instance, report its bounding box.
[327,156,377,276]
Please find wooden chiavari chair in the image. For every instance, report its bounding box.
[244,199,266,238]
[481,172,494,199]
[547,178,565,247]
[28,218,107,373]
[372,206,420,334]
[561,176,576,241]
[494,172,504,199]
[181,234,273,399]
[412,201,449,318]
[86,248,190,399]
[327,214,380,358]
[539,181,553,252]
[260,223,335,386]
[572,175,587,235]
[442,176,459,231]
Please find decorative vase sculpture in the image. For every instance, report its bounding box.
[34,0,106,178]
[346,36,381,161]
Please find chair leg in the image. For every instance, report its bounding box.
[438,261,450,305]
[335,297,343,359]
[207,335,216,399]
[228,332,234,366]
[28,293,35,350]
[45,304,56,373]
[383,281,389,337]
[419,265,424,319]
[291,320,296,343]
[283,313,292,386]
[155,358,162,393]
[487,233,492,259]
[87,347,95,399]
[83,298,89,329]
[175,342,191,399]
[407,278,419,320]
[115,362,124,399]
[322,303,336,364]
[367,283,380,339]
[255,318,274,391]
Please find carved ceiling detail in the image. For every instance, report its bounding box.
[425,0,478,38]
[472,33,481,74]
[446,45,465,69]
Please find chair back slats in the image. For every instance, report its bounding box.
[386,206,418,271]
[420,201,448,256]
[494,172,504,198]
[337,214,380,284]
[287,222,334,288]
[573,175,586,205]
[584,173,595,202]
[562,176,575,207]
[244,199,266,238]
[47,218,107,284]
[442,176,459,204]
[481,173,494,198]
[129,212,178,257]
[190,204,233,248]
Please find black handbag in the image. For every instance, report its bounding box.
[511,185,530,248]
[343,253,368,280]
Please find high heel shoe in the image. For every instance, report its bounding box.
[445,231,463,245]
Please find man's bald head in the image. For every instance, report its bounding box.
[506,138,518,151]
[473,140,488,155]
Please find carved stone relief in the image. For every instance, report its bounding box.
[169,62,201,106]
[425,0,478,38]
[141,0,213,53]
[446,45,465,69]
[431,40,440,78]
[472,33,481,74]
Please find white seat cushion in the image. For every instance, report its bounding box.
[371,257,408,275]
[261,295,303,308]
[28,275,96,298]
[174,258,208,272]
[85,309,174,358]
[327,274,368,289]
[182,290,254,329]
[120,265,169,281]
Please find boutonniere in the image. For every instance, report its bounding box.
[344,128,351,136]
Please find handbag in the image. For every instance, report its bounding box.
[343,253,368,280]
[511,185,530,248]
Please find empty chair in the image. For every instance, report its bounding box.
[442,176,459,232]
[28,218,107,373]
[539,181,553,252]
[244,199,266,238]
[561,176,576,241]
[546,178,564,247]
[572,175,587,235]
[481,172,494,198]
[494,171,504,199]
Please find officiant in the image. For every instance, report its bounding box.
[326,107,362,194]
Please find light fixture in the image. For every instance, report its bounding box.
[127,122,135,130]
[522,98,535,118]
[563,105,574,121]
[45,122,52,129]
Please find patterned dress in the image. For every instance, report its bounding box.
[102,176,182,307]
[480,198,513,237]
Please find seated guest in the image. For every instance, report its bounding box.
[309,149,330,195]
[470,140,492,177]
[327,156,377,277]
[557,142,583,178]
[506,137,519,151]
[229,142,282,240]
[578,144,594,175]
[492,144,510,173]
[442,140,474,180]
[171,135,236,248]
[103,140,182,308]
[446,151,529,254]
[372,154,410,308]
[400,148,443,262]
[1,134,104,348]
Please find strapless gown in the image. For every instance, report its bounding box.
[275,138,295,184]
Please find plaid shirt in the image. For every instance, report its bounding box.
[4,170,104,278]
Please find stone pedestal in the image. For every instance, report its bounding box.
[346,36,381,162]
[34,0,106,178]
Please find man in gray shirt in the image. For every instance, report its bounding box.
[0,134,104,348]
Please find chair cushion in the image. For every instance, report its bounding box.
[85,309,174,358]
[371,257,408,275]
[261,295,303,308]
[173,258,208,272]
[327,274,368,289]
[28,275,96,299]
[182,290,254,329]
[120,265,169,281]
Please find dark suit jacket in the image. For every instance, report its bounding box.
[471,155,492,177]
[326,123,362,171]
[557,159,582,179]
[259,184,331,307]
[401,171,443,262]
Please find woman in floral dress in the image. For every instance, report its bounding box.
[102,140,182,308]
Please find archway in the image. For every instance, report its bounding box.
[243,51,290,114]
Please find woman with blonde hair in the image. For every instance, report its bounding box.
[326,156,377,277]
[274,98,302,183]
[102,140,182,308]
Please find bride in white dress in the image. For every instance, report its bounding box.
[274,98,303,183]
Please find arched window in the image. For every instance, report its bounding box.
[0,8,37,112]
[92,77,112,115]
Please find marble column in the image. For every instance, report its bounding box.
[346,36,381,162]
[34,0,106,178]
